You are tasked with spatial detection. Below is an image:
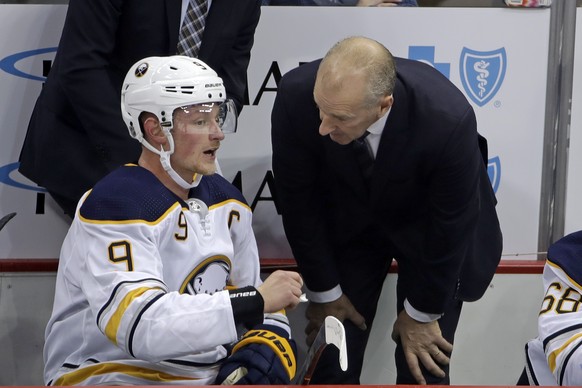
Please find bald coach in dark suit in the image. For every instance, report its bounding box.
[19,0,260,216]
[271,36,502,385]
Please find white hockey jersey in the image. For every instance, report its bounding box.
[525,230,582,385]
[44,165,288,386]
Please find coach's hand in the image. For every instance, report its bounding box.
[391,309,453,385]
[304,293,366,346]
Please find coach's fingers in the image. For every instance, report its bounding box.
[346,306,367,331]
[434,336,454,356]
[403,351,426,385]
[305,318,322,335]
[417,350,446,382]
[432,348,450,366]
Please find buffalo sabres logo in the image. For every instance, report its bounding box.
[459,48,506,107]
[180,256,232,295]
[487,156,501,194]
[134,62,149,78]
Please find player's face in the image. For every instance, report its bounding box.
[314,75,381,145]
[170,103,225,177]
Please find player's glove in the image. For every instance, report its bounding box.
[216,324,297,385]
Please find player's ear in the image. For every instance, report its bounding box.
[142,114,165,144]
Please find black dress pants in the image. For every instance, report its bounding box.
[310,252,392,384]
[309,253,463,385]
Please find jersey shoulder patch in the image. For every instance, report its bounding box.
[79,165,183,222]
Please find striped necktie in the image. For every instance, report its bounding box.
[352,131,374,184]
[177,0,209,58]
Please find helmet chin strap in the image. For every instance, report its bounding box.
[159,131,202,190]
[140,127,202,190]
[159,147,202,190]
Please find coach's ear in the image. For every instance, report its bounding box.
[378,94,393,118]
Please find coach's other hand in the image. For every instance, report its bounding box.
[391,309,453,385]
[258,270,303,313]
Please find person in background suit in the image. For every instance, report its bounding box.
[262,0,417,6]
[19,0,260,218]
[271,36,502,385]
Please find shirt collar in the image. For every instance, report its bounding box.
[367,107,391,136]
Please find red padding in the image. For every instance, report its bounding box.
[0,258,544,274]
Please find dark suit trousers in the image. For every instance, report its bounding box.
[310,251,392,384]
[394,261,463,385]
[309,253,463,385]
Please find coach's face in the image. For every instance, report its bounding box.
[314,72,390,145]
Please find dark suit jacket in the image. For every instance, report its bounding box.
[19,0,260,206]
[271,58,503,314]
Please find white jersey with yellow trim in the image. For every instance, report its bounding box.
[525,231,582,385]
[44,165,288,386]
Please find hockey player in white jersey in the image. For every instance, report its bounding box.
[522,230,582,385]
[43,55,304,386]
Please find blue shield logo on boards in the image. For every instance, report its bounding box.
[459,48,506,107]
[408,46,450,78]
[487,156,501,194]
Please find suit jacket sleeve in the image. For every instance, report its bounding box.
[55,0,135,170]
[271,62,342,293]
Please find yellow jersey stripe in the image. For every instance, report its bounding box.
[104,287,161,344]
[53,362,201,386]
[548,332,582,372]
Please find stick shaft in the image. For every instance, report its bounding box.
[294,324,328,385]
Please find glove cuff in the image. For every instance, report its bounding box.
[232,328,297,380]
[228,286,264,328]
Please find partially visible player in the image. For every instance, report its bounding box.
[522,230,582,385]
[43,55,303,386]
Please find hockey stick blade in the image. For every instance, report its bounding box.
[294,315,348,385]
[0,212,16,232]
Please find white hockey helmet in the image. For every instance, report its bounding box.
[121,55,237,144]
[120,55,237,190]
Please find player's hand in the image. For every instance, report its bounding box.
[304,293,367,346]
[391,309,453,385]
[257,270,303,313]
[357,0,402,6]
[216,324,297,385]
